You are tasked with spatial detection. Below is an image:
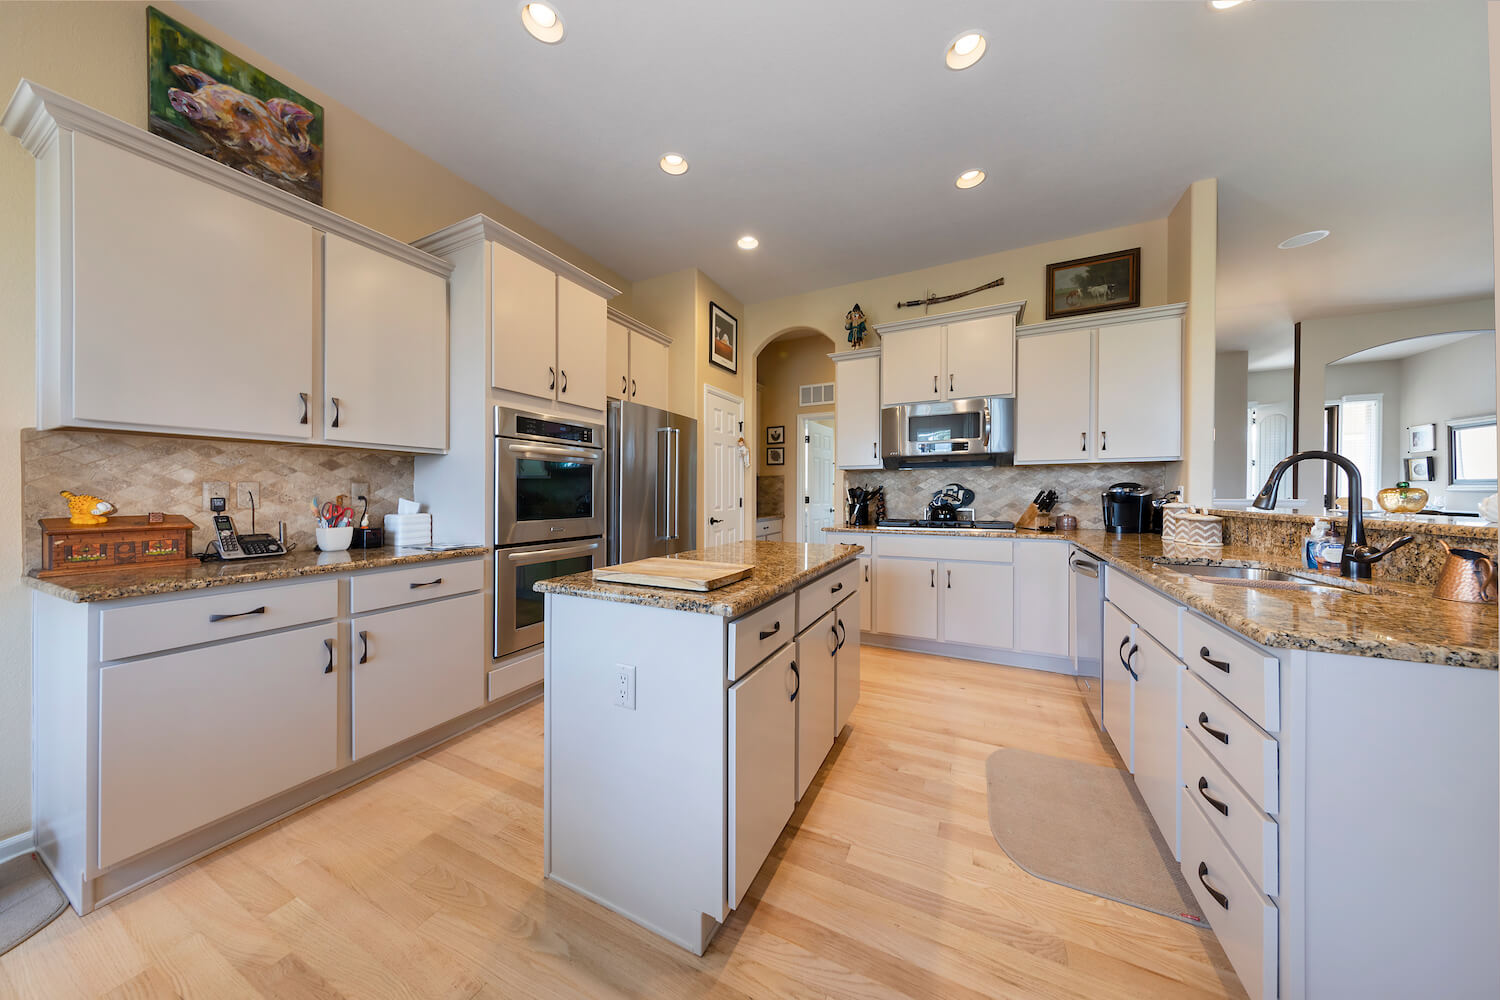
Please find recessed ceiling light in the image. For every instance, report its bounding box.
[737,235,759,250]
[521,2,565,43]
[955,168,986,189]
[1278,229,1330,249]
[659,153,688,175]
[1210,0,1248,9]
[945,30,987,70]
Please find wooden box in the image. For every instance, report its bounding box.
[39,515,197,577]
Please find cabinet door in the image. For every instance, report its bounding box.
[1102,602,1137,771]
[1095,316,1182,460]
[939,560,1015,649]
[492,242,557,400]
[631,334,670,410]
[71,133,315,439]
[857,557,873,633]
[323,234,448,451]
[835,354,882,469]
[873,557,938,639]
[879,325,944,405]
[98,623,338,869]
[1134,632,1183,859]
[946,314,1015,399]
[606,319,630,400]
[729,644,797,907]
[834,596,861,734]
[352,593,484,760]
[1012,543,1071,656]
[1015,328,1094,462]
[556,276,607,411]
[795,610,839,800]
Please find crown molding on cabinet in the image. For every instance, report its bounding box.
[414,214,621,300]
[827,346,882,362]
[607,306,672,346]
[1,79,453,277]
[1016,301,1187,337]
[872,298,1026,336]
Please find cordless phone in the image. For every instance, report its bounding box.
[212,514,286,560]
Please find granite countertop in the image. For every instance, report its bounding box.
[824,525,1029,539]
[535,541,862,617]
[1207,506,1498,541]
[24,545,489,603]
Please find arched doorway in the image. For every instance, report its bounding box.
[752,328,839,540]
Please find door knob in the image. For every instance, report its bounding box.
[709,517,722,525]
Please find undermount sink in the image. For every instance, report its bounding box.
[1172,565,1301,582]
[1155,560,1354,595]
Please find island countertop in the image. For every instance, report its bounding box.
[535,541,862,617]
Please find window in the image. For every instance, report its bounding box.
[1449,416,1498,489]
[1325,395,1381,505]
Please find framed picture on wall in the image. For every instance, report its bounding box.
[1045,247,1141,320]
[766,426,785,445]
[1405,456,1435,482]
[766,446,785,466]
[709,301,738,373]
[1407,423,1436,452]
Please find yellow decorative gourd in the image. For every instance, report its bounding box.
[60,490,116,525]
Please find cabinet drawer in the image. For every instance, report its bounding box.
[1182,613,1280,733]
[350,558,484,614]
[1184,728,1278,896]
[1104,570,1181,656]
[796,560,860,636]
[1181,788,1278,1000]
[874,534,1012,562]
[728,594,796,681]
[1183,670,1278,815]
[824,531,871,552]
[99,578,338,661]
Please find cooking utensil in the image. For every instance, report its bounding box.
[320,501,354,527]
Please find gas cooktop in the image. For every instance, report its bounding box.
[877,519,1016,531]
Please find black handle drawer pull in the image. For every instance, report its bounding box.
[830,624,840,653]
[1118,635,1132,667]
[330,397,341,428]
[409,578,444,589]
[830,581,843,594]
[560,369,568,393]
[930,568,935,588]
[1197,777,1229,816]
[323,638,335,674]
[631,378,636,397]
[549,367,556,391]
[1198,712,1230,745]
[789,660,799,701]
[358,630,370,664]
[949,374,955,392]
[210,606,266,623]
[933,375,938,393]
[299,392,310,425]
[622,375,628,394]
[1197,862,1229,910]
[759,621,780,640]
[1200,646,1231,673]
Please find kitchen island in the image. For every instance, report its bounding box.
[535,541,862,953]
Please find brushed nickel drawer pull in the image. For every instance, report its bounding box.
[209,606,266,623]
[409,578,444,589]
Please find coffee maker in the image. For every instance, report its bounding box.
[1102,482,1155,534]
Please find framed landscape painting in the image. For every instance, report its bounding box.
[147,6,324,204]
[1045,247,1141,320]
[709,301,738,374]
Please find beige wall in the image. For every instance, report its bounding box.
[1324,359,1405,498]
[754,333,837,532]
[0,1,631,842]
[1397,333,1496,495]
[1214,351,1249,499]
[1168,178,1219,505]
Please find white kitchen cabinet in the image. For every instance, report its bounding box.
[856,557,873,633]
[938,560,1015,649]
[795,610,839,799]
[834,596,861,734]
[557,276,607,411]
[876,301,1024,406]
[606,319,630,403]
[1015,327,1094,463]
[1102,601,1137,771]
[880,322,946,405]
[1095,316,1182,461]
[323,234,449,452]
[98,622,339,869]
[492,241,560,401]
[945,314,1016,399]
[873,557,938,639]
[351,592,485,759]
[1132,630,1183,858]
[728,643,798,907]
[833,349,882,469]
[606,310,672,411]
[1012,542,1072,656]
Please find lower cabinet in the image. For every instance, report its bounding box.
[873,556,938,639]
[1101,601,1137,771]
[728,644,798,907]
[98,622,339,869]
[795,610,839,800]
[1132,630,1183,859]
[1012,541,1071,656]
[352,592,485,759]
[834,595,861,733]
[856,557,872,633]
[938,560,1014,648]
[1181,787,1278,1000]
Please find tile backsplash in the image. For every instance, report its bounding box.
[21,429,414,569]
[847,463,1176,528]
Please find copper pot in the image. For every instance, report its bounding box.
[1433,542,1497,604]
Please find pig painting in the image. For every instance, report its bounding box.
[148,7,324,204]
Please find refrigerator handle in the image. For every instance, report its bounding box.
[670,427,681,540]
[657,427,671,540]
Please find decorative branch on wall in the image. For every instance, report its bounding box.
[895,276,1004,309]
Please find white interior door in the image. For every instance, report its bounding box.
[1248,404,1292,498]
[704,386,744,546]
[801,416,837,541]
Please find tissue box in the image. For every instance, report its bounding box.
[383,513,431,547]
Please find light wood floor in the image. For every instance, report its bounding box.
[0,646,1247,999]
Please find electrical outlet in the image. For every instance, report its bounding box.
[235,482,260,509]
[203,482,229,511]
[349,481,370,505]
[613,664,636,710]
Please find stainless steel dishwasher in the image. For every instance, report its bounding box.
[1070,552,1104,730]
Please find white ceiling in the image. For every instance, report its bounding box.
[1330,329,1489,365]
[184,0,1493,364]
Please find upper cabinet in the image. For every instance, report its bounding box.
[4,81,453,452]
[1014,304,1185,464]
[606,309,672,411]
[875,300,1024,406]
[832,349,881,470]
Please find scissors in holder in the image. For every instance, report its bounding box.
[320,501,354,527]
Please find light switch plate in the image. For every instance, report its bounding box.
[235,482,261,509]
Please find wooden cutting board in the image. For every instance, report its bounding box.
[593,558,753,592]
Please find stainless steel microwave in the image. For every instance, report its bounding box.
[881,396,1015,468]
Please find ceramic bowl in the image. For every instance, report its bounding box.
[316,525,354,552]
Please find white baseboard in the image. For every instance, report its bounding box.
[0,830,35,865]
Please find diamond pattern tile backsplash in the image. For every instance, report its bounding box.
[21,429,414,568]
[846,463,1175,527]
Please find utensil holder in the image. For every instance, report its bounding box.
[315,525,354,552]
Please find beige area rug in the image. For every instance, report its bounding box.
[985,748,1207,926]
[0,853,67,956]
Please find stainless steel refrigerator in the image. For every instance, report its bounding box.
[607,399,697,564]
